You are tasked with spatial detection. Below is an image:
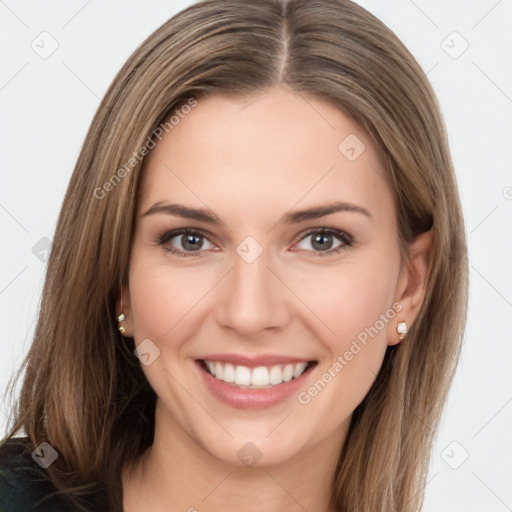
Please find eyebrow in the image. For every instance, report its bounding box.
[141,200,372,224]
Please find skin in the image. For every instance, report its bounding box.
[118,85,432,512]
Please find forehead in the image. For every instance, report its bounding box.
[138,87,395,225]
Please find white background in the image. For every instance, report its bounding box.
[1,1,511,510]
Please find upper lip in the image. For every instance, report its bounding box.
[197,353,315,368]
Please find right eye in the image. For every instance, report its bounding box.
[157,228,216,257]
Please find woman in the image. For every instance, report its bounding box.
[0,0,468,511]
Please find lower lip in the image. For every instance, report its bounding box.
[196,361,315,410]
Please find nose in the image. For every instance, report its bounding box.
[214,246,291,339]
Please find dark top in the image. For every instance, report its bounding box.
[0,437,108,512]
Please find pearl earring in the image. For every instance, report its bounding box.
[118,313,126,334]
[397,321,407,340]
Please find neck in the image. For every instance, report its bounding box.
[122,402,349,512]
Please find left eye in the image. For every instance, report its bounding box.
[294,229,348,254]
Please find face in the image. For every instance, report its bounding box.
[118,86,423,468]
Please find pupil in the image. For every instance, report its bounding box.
[183,234,201,251]
[312,233,332,251]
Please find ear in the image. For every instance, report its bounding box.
[388,229,433,346]
[116,284,133,337]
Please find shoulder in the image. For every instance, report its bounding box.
[0,437,73,511]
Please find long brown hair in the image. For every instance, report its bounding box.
[2,1,468,510]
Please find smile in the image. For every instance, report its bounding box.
[200,360,314,388]
[196,354,318,409]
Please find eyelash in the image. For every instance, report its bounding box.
[156,227,353,258]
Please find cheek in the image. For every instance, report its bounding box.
[287,255,400,352]
[291,266,398,432]
[127,253,217,418]
[128,250,214,344]
[287,253,400,410]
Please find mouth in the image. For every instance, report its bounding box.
[197,359,317,389]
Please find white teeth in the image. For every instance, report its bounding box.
[223,363,235,383]
[215,362,223,380]
[282,364,294,382]
[293,362,308,378]
[203,360,311,388]
[251,366,269,386]
[234,365,252,386]
[269,365,283,385]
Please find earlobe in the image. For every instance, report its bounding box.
[388,316,408,347]
[388,229,433,346]
[396,320,408,340]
